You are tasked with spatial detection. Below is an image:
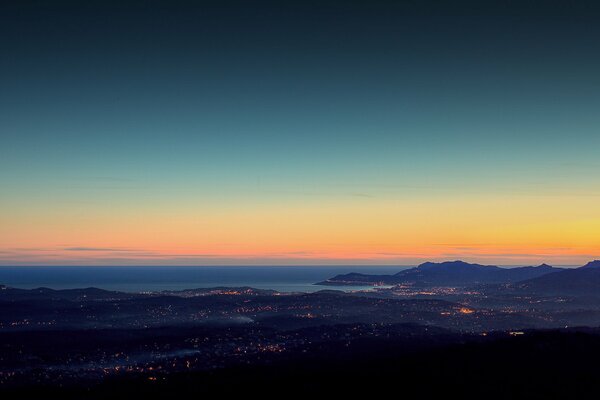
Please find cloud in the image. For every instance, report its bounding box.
[63,247,139,252]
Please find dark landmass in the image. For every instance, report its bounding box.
[505,265,600,296]
[317,260,563,286]
[0,285,542,332]
[100,329,600,399]
[580,260,600,269]
[4,328,600,399]
[2,260,600,398]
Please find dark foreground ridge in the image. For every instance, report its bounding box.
[5,328,600,399]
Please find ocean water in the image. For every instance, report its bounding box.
[0,266,409,293]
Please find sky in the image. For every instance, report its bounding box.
[1,0,600,266]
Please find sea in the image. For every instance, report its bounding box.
[0,266,410,293]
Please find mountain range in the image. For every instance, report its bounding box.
[317,260,575,287]
[513,260,600,296]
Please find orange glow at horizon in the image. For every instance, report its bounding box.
[1,194,599,265]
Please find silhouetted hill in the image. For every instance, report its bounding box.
[14,328,600,400]
[318,261,562,287]
[580,260,600,269]
[514,261,600,296]
[0,286,139,301]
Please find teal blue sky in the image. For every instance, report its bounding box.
[2,2,600,198]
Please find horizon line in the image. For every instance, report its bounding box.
[0,261,589,268]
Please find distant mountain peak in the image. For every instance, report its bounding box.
[536,263,554,269]
[580,260,600,269]
[419,260,466,267]
[416,260,493,270]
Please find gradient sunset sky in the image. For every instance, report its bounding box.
[1,1,600,266]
